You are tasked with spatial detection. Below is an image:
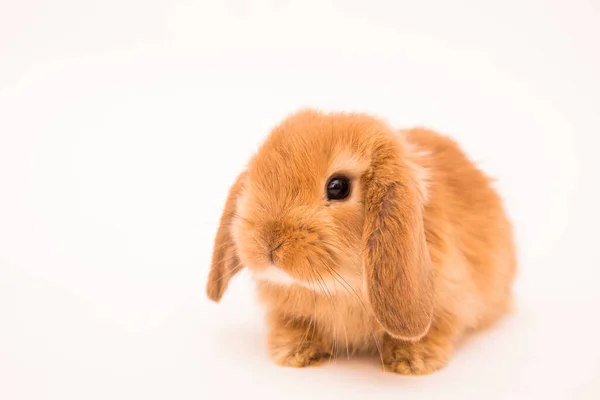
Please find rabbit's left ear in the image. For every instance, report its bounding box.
[362,136,435,341]
[206,172,246,302]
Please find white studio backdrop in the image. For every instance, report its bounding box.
[1,1,599,399]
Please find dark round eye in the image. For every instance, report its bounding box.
[326,176,351,201]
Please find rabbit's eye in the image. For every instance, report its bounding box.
[326,176,351,201]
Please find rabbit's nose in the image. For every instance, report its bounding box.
[262,219,283,246]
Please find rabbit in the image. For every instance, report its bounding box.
[206,109,517,375]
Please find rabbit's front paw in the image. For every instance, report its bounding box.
[271,342,331,368]
[382,333,452,375]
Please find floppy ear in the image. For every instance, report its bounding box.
[206,172,246,303]
[362,139,434,341]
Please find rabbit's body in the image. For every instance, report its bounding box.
[207,110,517,375]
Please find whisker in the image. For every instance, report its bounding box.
[372,331,385,370]
[214,253,240,265]
[312,269,339,362]
[307,273,318,340]
[324,265,385,369]
[341,305,350,360]
[324,271,352,360]
[210,240,238,252]
[318,265,351,361]
[323,265,365,311]
[296,274,318,353]
[224,211,254,225]
[296,319,312,354]
[206,262,243,288]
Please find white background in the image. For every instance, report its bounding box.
[1,0,599,399]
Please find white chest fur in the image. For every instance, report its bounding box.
[253,265,380,355]
[252,265,361,295]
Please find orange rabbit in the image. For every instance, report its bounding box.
[206,109,517,375]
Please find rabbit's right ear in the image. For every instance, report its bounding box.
[362,135,435,341]
[206,172,246,303]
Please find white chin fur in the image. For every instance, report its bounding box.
[252,265,354,294]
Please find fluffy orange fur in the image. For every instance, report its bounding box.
[206,109,517,375]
